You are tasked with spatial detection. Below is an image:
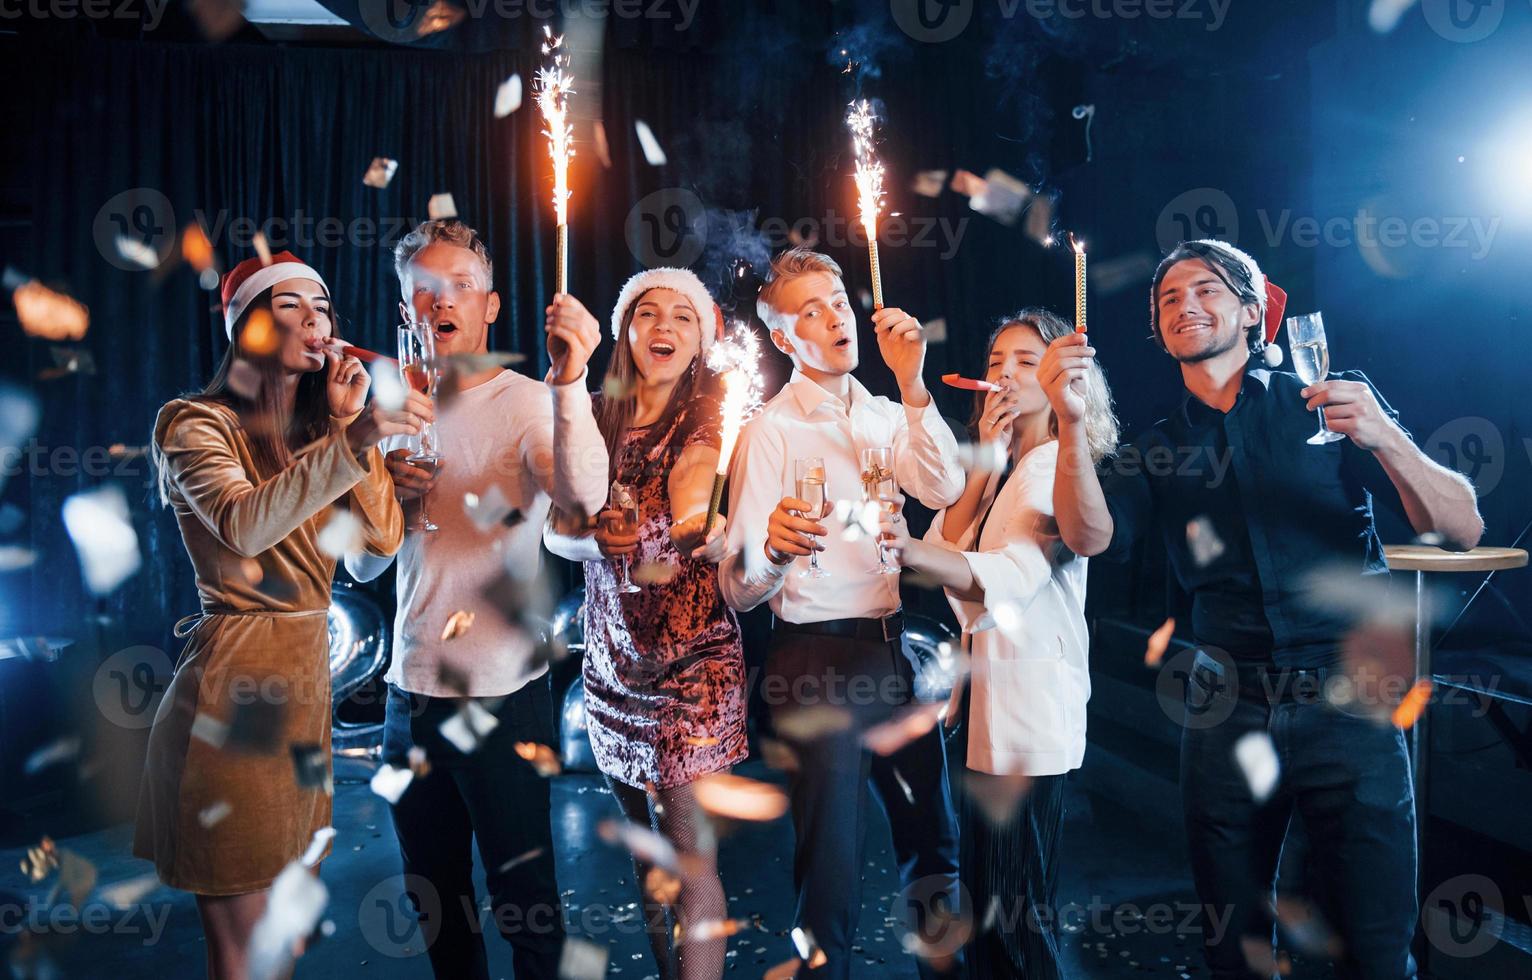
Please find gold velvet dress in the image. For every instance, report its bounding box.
[133,398,402,895]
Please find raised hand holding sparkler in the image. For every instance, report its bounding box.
[872,306,931,406]
[846,100,886,310]
[535,26,575,296]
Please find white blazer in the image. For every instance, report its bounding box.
[923,440,1091,777]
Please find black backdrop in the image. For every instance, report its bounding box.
[4,0,1530,660]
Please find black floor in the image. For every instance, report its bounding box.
[0,753,1281,979]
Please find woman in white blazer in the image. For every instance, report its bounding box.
[877,308,1119,979]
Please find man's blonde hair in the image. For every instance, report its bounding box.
[393,219,494,290]
[755,246,844,333]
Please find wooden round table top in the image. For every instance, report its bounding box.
[1384,545,1529,573]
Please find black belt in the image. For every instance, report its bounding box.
[773,611,905,644]
[1231,663,1334,705]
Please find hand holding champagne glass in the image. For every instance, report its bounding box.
[397,321,443,531]
[794,457,831,579]
[608,481,642,594]
[860,446,900,575]
[1286,312,1345,445]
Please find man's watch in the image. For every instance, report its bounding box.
[765,542,793,566]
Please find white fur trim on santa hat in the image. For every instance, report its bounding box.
[608,267,716,351]
[224,261,327,339]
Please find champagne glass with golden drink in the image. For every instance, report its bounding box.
[609,481,642,594]
[1287,312,1346,446]
[794,456,831,579]
[397,321,442,531]
[860,446,900,575]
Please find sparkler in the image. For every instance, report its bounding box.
[535,27,575,296]
[702,323,766,535]
[1071,233,1087,333]
[846,100,886,310]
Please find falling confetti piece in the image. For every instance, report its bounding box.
[955,440,1008,474]
[498,847,545,873]
[462,484,515,532]
[407,745,431,777]
[961,771,1032,825]
[1186,516,1225,567]
[414,0,465,36]
[57,848,98,907]
[299,826,336,868]
[681,918,749,943]
[20,837,58,882]
[363,157,398,189]
[912,170,948,198]
[765,958,803,980]
[598,818,679,871]
[1239,936,1291,977]
[634,119,668,166]
[369,360,406,411]
[892,766,914,805]
[968,168,1030,226]
[440,700,499,753]
[317,510,364,558]
[249,860,328,980]
[0,546,38,571]
[592,119,613,169]
[1024,193,1055,247]
[1234,731,1280,803]
[369,764,414,804]
[228,358,263,400]
[514,741,562,777]
[1271,895,1344,956]
[440,610,476,641]
[557,937,609,980]
[181,224,214,272]
[115,235,161,269]
[23,737,81,776]
[1391,678,1432,730]
[758,737,800,772]
[772,703,853,742]
[862,702,945,756]
[98,873,161,910]
[493,73,523,118]
[12,280,89,341]
[693,773,789,822]
[291,744,332,794]
[949,169,988,198]
[428,193,458,220]
[240,308,278,356]
[683,734,720,747]
[645,866,682,904]
[1144,617,1176,667]
[199,800,232,827]
[62,486,140,595]
[632,561,679,586]
[252,231,273,266]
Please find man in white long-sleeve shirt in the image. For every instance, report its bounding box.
[345,220,607,980]
[720,247,965,979]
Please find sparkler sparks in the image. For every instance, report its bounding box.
[703,323,766,534]
[535,27,575,294]
[846,99,886,309]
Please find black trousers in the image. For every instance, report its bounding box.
[960,770,1067,980]
[1180,654,1418,980]
[765,627,962,980]
[382,677,565,980]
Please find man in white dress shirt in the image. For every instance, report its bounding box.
[720,247,966,979]
[345,220,608,980]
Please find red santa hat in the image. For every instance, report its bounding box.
[609,267,719,352]
[221,251,329,339]
[1188,239,1288,367]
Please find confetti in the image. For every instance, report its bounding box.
[949,169,988,198]
[1239,936,1291,977]
[862,702,945,756]
[98,873,161,910]
[12,280,89,341]
[683,734,720,747]
[1271,895,1343,956]
[634,119,668,166]
[681,918,749,944]
[369,764,414,804]
[291,744,332,794]
[317,510,363,558]
[248,860,328,980]
[922,317,948,344]
[954,440,1009,474]
[240,308,278,356]
[61,486,140,595]
[1186,516,1225,567]
[427,193,458,220]
[252,231,273,266]
[440,700,499,753]
[362,157,398,189]
[198,800,232,828]
[498,847,545,873]
[556,936,608,980]
[115,235,161,269]
[592,119,613,169]
[1234,731,1280,803]
[20,837,58,882]
[771,703,852,742]
[632,561,678,586]
[227,358,263,399]
[968,168,1030,226]
[1144,617,1176,667]
[56,848,97,907]
[1391,678,1432,730]
[791,926,827,966]
[598,818,679,871]
[493,73,523,118]
[1024,192,1055,247]
[225,700,286,753]
[1090,250,1159,296]
[440,610,476,641]
[369,360,406,411]
[758,737,800,772]
[693,773,789,822]
[186,0,243,40]
[414,0,465,37]
[22,738,79,776]
[961,771,1032,826]
[181,224,214,272]
[514,741,562,777]
[912,170,948,198]
[892,766,914,805]
[300,826,336,868]
[645,866,682,904]
[407,745,431,778]
[765,957,803,980]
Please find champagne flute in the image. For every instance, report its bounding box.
[397,321,443,531]
[1286,312,1346,446]
[609,481,642,594]
[860,446,900,576]
[794,456,831,579]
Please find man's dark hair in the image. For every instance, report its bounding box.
[1149,241,1263,352]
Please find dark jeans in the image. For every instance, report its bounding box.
[1180,653,1418,980]
[382,677,564,980]
[960,771,1066,980]
[765,628,962,980]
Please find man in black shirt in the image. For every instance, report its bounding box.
[1041,240,1483,979]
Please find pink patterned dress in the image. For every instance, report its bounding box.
[581,396,748,789]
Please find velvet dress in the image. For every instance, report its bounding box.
[134,398,402,894]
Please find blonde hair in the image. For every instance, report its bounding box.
[755,246,844,334]
[393,219,494,287]
[978,308,1120,464]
